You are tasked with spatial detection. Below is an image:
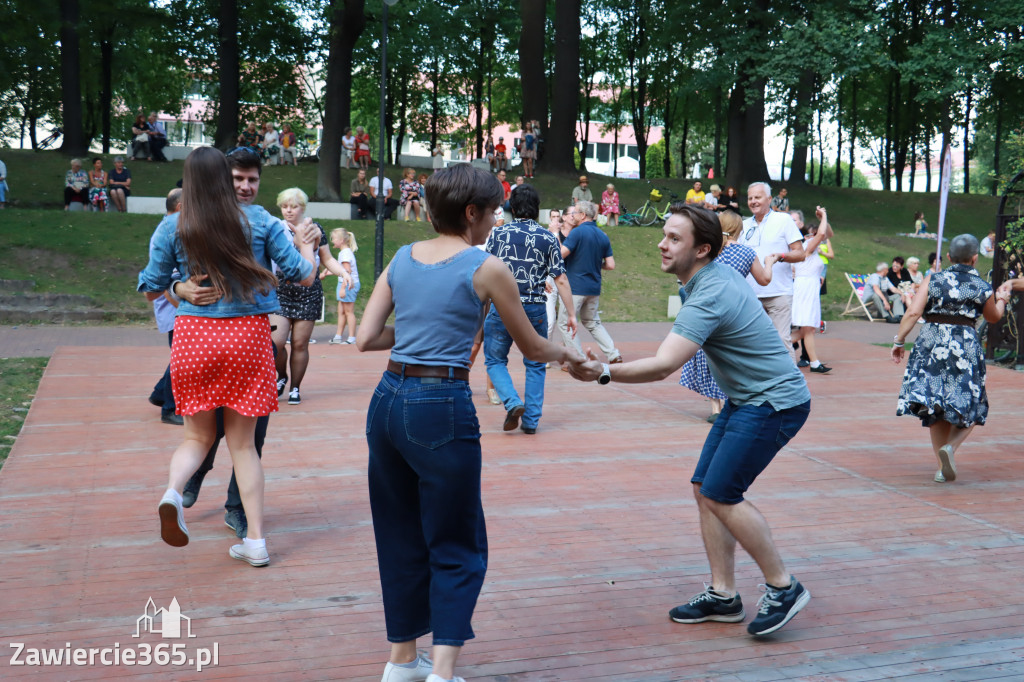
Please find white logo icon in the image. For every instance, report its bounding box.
[134,597,196,639]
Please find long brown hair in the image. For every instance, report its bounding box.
[178,147,277,303]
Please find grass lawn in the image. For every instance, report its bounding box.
[0,149,1002,322]
[0,357,48,470]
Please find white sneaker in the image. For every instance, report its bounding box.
[329,335,345,344]
[158,490,189,547]
[229,542,270,567]
[381,652,432,682]
[425,675,465,682]
[346,336,356,344]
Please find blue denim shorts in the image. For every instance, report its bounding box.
[336,280,360,303]
[691,400,811,504]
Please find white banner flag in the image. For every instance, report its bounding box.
[935,144,952,269]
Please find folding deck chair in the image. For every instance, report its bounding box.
[842,273,882,321]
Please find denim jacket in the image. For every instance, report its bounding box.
[137,204,314,318]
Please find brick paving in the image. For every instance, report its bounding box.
[1,327,1021,680]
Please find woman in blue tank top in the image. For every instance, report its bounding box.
[357,165,582,682]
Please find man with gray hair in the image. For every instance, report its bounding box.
[558,199,622,364]
[860,261,903,322]
[739,182,807,361]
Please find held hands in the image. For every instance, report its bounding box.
[568,348,603,382]
[996,281,1013,303]
[177,275,223,306]
[764,253,782,268]
[815,205,827,222]
[295,218,319,245]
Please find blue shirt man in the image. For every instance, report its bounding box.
[557,201,621,363]
[482,184,576,433]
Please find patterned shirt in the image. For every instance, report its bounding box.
[485,218,565,304]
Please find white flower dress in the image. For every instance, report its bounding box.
[896,264,992,427]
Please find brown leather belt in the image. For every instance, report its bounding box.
[924,314,975,326]
[387,359,470,381]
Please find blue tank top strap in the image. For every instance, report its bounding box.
[388,243,490,369]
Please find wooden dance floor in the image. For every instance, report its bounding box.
[2,334,1024,680]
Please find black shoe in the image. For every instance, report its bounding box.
[520,424,537,434]
[161,412,184,425]
[148,394,165,407]
[503,405,525,431]
[746,578,811,636]
[670,586,745,623]
[181,468,208,508]
[797,359,810,368]
[276,377,287,396]
[224,509,248,539]
[809,364,832,374]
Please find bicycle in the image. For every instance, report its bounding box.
[37,127,62,150]
[296,138,317,162]
[621,187,679,226]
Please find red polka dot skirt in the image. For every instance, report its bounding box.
[170,315,279,417]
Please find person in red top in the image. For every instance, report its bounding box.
[494,137,509,171]
[497,169,511,210]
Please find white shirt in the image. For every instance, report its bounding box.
[980,236,995,257]
[739,210,803,298]
[263,130,279,148]
[369,176,393,197]
[342,134,356,151]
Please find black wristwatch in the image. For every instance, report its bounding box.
[597,363,611,385]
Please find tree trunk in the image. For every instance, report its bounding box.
[909,134,916,192]
[100,33,113,154]
[848,78,857,188]
[518,0,548,142]
[548,0,581,173]
[816,106,824,185]
[213,0,240,150]
[724,80,744,189]
[992,97,1002,196]
[882,74,893,191]
[58,0,87,155]
[316,0,366,202]
[788,69,815,186]
[924,135,932,191]
[613,124,619,178]
[893,75,906,191]
[678,115,689,179]
[834,80,842,187]
[430,57,440,150]
[962,87,971,194]
[713,85,722,179]
[474,29,484,158]
[394,76,407,168]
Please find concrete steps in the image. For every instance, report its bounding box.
[0,280,106,322]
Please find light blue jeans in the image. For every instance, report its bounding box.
[483,303,547,429]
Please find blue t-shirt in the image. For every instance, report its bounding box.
[562,221,612,296]
[485,219,565,304]
[672,261,810,409]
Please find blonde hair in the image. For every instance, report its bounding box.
[719,211,743,240]
[906,256,920,267]
[329,227,358,252]
[403,167,415,179]
[276,187,308,209]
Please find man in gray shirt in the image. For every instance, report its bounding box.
[570,203,813,638]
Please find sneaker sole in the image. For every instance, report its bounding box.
[229,546,269,567]
[749,589,811,636]
[938,446,957,482]
[670,610,745,624]
[503,405,525,431]
[159,502,189,547]
[288,397,301,405]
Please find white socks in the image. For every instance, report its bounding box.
[810,361,821,368]
[243,537,266,549]
[163,489,183,505]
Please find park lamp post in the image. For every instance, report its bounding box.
[374,0,400,282]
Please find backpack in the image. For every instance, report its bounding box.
[525,133,535,151]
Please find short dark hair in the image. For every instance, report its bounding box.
[425,164,503,236]
[668,202,723,260]
[509,184,540,220]
[226,146,263,176]
[892,255,905,266]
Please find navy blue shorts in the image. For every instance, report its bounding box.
[691,399,811,504]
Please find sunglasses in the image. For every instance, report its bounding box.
[743,224,761,246]
[227,146,261,158]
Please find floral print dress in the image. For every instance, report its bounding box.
[897,263,992,427]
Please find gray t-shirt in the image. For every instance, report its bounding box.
[672,262,810,409]
[861,272,894,302]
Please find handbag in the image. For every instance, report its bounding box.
[134,133,149,143]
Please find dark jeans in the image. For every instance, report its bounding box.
[370,197,399,220]
[350,194,372,218]
[692,399,811,504]
[366,369,487,646]
[483,302,547,428]
[64,187,88,206]
[150,330,176,416]
[150,136,168,162]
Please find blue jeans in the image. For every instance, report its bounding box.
[483,303,547,428]
[366,369,487,646]
[691,400,811,504]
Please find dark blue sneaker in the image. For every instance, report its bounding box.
[669,585,745,623]
[746,577,810,636]
[224,509,248,539]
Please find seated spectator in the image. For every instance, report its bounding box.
[486,135,496,171]
[341,127,356,169]
[600,183,620,226]
[705,184,721,210]
[368,169,398,219]
[263,122,280,165]
[398,167,422,222]
[130,114,151,160]
[861,262,904,322]
[88,157,108,211]
[887,256,915,308]
[571,175,592,205]
[0,156,8,209]
[279,124,298,166]
[685,181,705,205]
[146,112,168,162]
[108,156,132,212]
[721,186,741,214]
[354,126,372,169]
[770,187,789,212]
[349,168,372,219]
[238,121,261,150]
[64,159,89,209]
[494,136,509,171]
[980,230,996,257]
[924,251,940,277]
[906,256,923,289]
[913,211,930,235]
